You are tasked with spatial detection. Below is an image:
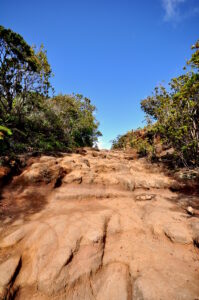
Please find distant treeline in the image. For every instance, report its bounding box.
[112,40,199,168]
[0,25,101,155]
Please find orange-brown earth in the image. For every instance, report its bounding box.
[0,148,199,300]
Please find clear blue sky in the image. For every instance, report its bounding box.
[1,0,199,148]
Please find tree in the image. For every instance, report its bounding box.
[0,26,101,154]
[140,40,199,166]
[0,25,52,115]
[50,94,101,148]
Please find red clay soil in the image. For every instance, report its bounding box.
[0,149,198,299]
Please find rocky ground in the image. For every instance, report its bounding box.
[0,148,199,300]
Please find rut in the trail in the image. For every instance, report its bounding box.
[0,148,199,300]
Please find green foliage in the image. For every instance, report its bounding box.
[112,135,127,149]
[112,40,199,167]
[140,40,199,167]
[0,93,101,154]
[0,125,12,139]
[0,26,101,155]
[131,137,153,158]
[49,94,101,148]
[0,125,12,153]
[0,25,52,116]
[112,127,155,158]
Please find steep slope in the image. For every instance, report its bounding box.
[0,149,199,300]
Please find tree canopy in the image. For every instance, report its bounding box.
[0,26,101,154]
[113,40,199,167]
[0,26,52,114]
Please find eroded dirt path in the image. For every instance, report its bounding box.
[0,149,199,300]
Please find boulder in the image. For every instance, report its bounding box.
[164,223,192,244]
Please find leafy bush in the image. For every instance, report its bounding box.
[112,40,199,168]
[0,125,12,140]
[112,127,155,158]
[0,26,101,155]
[141,40,199,167]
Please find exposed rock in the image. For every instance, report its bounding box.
[186,206,194,216]
[117,176,135,191]
[91,263,131,300]
[136,194,155,201]
[164,223,192,244]
[0,227,28,248]
[18,158,67,186]
[189,218,199,246]
[107,214,121,235]
[178,170,199,180]
[0,148,198,299]
[0,255,21,298]
[0,255,21,286]
[133,268,198,300]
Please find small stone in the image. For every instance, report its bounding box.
[136,194,155,201]
[186,206,194,216]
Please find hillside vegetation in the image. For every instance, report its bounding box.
[112,40,199,168]
[0,26,199,300]
[1,25,199,170]
[0,26,101,155]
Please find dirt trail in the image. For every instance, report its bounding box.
[0,148,199,300]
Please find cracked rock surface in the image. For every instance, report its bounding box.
[0,148,199,299]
